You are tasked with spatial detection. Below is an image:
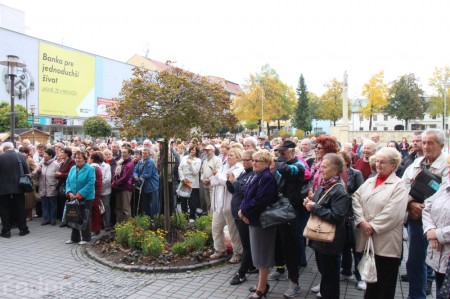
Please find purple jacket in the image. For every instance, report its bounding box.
[240,167,278,226]
[112,157,135,192]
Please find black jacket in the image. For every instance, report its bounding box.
[275,157,307,210]
[227,168,254,220]
[0,150,30,195]
[310,182,349,255]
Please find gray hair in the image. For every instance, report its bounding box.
[323,153,344,175]
[244,136,257,148]
[422,129,445,145]
[363,139,377,150]
[1,142,14,151]
[376,147,402,168]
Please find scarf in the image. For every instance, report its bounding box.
[114,158,124,178]
[321,176,340,192]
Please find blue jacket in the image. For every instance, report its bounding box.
[133,158,159,193]
[66,163,96,201]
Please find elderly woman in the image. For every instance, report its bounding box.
[352,147,407,299]
[89,152,104,235]
[209,148,244,262]
[65,150,96,245]
[55,147,75,225]
[33,148,60,226]
[311,135,339,191]
[304,153,348,299]
[239,150,278,299]
[178,145,201,222]
[423,155,450,299]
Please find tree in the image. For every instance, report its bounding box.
[293,74,312,134]
[233,64,295,135]
[111,66,237,230]
[315,78,344,126]
[384,74,426,130]
[83,116,112,138]
[360,71,388,130]
[0,103,29,132]
[427,66,450,128]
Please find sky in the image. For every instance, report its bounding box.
[1,0,449,98]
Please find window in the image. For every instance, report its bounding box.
[384,115,388,121]
[359,115,364,122]
[359,127,364,131]
[384,127,388,131]
[429,124,437,128]
[373,127,378,131]
[431,115,437,119]
[373,115,377,121]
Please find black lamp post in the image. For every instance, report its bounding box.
[0,55,27,148]
[30,104,36,145]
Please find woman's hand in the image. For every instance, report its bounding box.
[303,197,314,212]
[359,221,374,236]
[227,173,235,183]
[307,188,314,200]
[430,239,443,251]
[238,209,249,224]
[426,229,437,241]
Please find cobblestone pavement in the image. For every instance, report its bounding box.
[0,220,425,298]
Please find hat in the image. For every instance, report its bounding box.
[277,140,296,151]
[257,136,265,140]
[205,145,215,151]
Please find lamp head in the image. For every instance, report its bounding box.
[0,55,27,76]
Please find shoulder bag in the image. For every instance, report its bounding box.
[303,183,342,243]
[17,154,34,193]
[409,167,441,203]
[357,236,377,283]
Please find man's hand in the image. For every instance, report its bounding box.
[408,201,425,220]
[426,228,437,241]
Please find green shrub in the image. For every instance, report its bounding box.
[142,230,165,257]
[172,242,188,255]
[133,215,151,231]
[170,213,188,230]
[196,215,212,231]
[184,230,208,252]
[115,222,135,245]
[152,214,164,229]
[128,229,146,250]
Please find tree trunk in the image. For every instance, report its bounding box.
[405,119,409,130]
[277,119,280,130]
[369,115,372,131]
[161,141,170,231]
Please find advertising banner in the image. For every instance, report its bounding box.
[96,97,118,118]
[38,42,95,117]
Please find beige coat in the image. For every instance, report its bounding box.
[352,172,408,258]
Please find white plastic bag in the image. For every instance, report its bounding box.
[357,236,377,283]
[176,183,192,198]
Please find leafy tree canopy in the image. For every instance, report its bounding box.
[0,103,29,132]
[83,116,112,138]
[427,65,450,117]
[314,78,344,126]
[293,74,312,133]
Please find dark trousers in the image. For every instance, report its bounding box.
[315,251,340,299]
[0,193,27,233]
[235,219,254,276]
[56,195,66,220]
[70,201,92,242]
[435,272,449,299]
[365,255,401,299]
[35,200,42,217]
[180,188,199,219]
[276,222,299,284]
[110,189,117,227]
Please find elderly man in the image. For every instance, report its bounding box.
[0,142,30,238]
[111,141,122,161]
[200,144,222,214]
[300,138,315,167]
[354,140,377,181]
[243,136,258,151]
[402,129,448,299]
[370,133,382,151]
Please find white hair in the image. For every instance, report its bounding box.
[2,142,14,151]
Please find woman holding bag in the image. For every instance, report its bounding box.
[303,153,348,299]
[352,147,407,299]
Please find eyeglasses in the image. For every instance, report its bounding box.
[315,146,324,151]
[242,159,252,162]
[252,159,263,163]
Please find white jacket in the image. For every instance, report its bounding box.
[178,155,201,189]
[423,180,450,273]
[210,162,243,213]
[100,162,112,196]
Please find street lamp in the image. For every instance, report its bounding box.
[30,104,36,145]
[0,55,27,148]
[444,78,448,152]
[260,81,265,137]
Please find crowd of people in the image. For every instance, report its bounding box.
[0,130,449,299]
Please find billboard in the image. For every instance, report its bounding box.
[96,97,118,118]
[38,42,95,117]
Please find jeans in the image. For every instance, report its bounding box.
[41,196,57,223]
[406,218,428,299]
[294,209,309,266]
[315,251,340,299]
[142,190,159,218]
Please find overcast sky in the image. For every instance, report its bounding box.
[2,0,449,98]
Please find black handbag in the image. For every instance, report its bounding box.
[58,184,67,197]
[409,168,441,203]
[259,196,297,229]
[17,154,33,193]
[64,200,85,224]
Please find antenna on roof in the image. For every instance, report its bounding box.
[144,43,150,58]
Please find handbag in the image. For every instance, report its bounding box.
[64,200,84,224]
[409,167,441,203]
[58,184,67,197]
[303,183,342,243]
[17,154,33,193]
[357,236,377,283]
[176,183,192,198]
[259,196,297,229]
[99,201,105,215]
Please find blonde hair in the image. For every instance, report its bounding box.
[252,149,272,165]
[228,148,243,159]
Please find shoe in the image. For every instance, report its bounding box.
[340,274,354,281]
[78,240,87,245]
[0,231,11,238]
[33,215,41,218]
[229,253,241,264]
[316,292,322,298]
[65,240,75,244]
[356,280,367,291]
[284,281,302,297]
[210,251,226,259]
[248,284,270,297]
[230,273,246,285]
[400,274,409,282]
[426,281,432,296]
[249,283,269,293]
[195,208,203,214]
[41,221,50,226]
[189,219,195,223]
[60,223,68,228]
[311,283,320,293]
[50,221,56,226]
[268,268,287,280]
[26,217,32,221]
[19,229,30,236]
[247,267,259,274]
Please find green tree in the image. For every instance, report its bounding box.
[315,78,343,126]
[293,74,312,133]
[233,64,295,135]
[83,116,112,138]
[385,74,426,130]
[427,66,450,128]
[111,66,237,230]
[0,103,29,132]
[361,71,388,130]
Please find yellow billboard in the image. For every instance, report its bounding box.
[38,42,95,117]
